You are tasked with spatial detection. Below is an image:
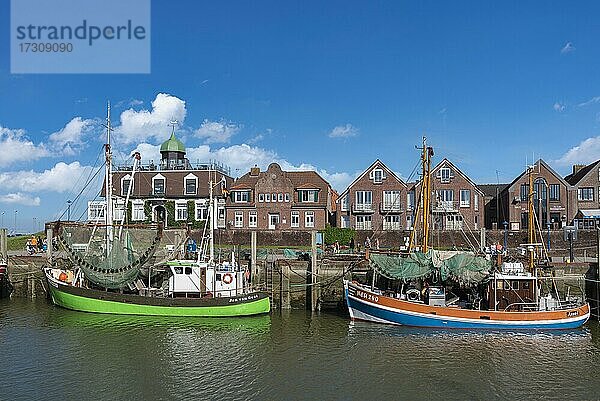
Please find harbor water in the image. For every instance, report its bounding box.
[1,299,600,400]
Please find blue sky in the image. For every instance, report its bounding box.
[1,0,600,232]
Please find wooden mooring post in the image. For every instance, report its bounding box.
[0,228,7,261]
[310,231,319,311]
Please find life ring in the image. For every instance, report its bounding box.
[222,273,233,285]
[406,288,420,302]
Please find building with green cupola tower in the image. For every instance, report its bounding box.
[90,127,232,229]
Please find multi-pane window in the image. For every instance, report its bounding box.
[355,191,373,210]
[185,178,197,195]
[113,201,125,221]
[195,201,208,221]
[407,191,415,210]
[299,190,319,202]
[383,215,401,230]
[372,169,384,184]
[383,191,401,210]
[291,211,300,228]
[175,201,187,221]
[341,215,350,228]
[549,184,560,201]
[341,194,349,211]
[474,193,479,211]
[88,201,105,221]
[305,211,315,228]
[356,215,372,230]
[234,211,243,228]
[437,189,454,201]
[234,191,249,203]
[578,187,594,201]
[520,184,529,201]
[153,178,165,195]
[460,189,470,208]
[249,211,257,228]
[440,168,451,183]
[132,201,145,221]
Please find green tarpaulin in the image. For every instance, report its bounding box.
[370,251,435,280]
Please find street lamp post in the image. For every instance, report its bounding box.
[67,200,72,221]
[14,210,17,235]
[33,217,36,234]
[503,221,508,250]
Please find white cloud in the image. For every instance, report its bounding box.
[561,42,575,54]
[577,96,600,108]
[0,126,49,167]
[556,136,600,166]
[0,193,40,206]
[329,124,358,138]
[553,102,565,112]
[48,117,96,155]
[115,93,187,144]
[194,119,242,144]
[0,162,96,193]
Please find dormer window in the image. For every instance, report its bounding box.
[184,173,197,195]
[233,191,250,203]
[121,175,133,196]
[152,174,166,195]
[299,189,319,202]
[370,168,385,184]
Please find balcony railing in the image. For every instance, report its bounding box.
[432,200,458,212]
[352,203,374,213]
[380,202,403,213]
[383,222,402,230]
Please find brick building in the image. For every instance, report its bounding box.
[336,160,407,231]
[90,132,232,228]
[499,159,576,230]
[416,158,485,231]
[225,163,335,230]
[565,159,600,229]
[479,183,509,229]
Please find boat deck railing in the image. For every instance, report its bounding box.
[504,300,581,312]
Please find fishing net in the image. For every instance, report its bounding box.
[369,251,435,280]
[439,253,491,285]
[59,225,162,289]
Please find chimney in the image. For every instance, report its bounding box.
[572,164,586,175]
[250,165,260,176]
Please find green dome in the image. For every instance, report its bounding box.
[160,132,186,153]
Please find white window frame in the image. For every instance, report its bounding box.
[460,189,470,208]
[383,190,401,210]
[341,194,349,211]
[131,200,145,221]
[291,211,300,228]
[440,167,451,183]
[113,199,125,221]
[285,193,290,202]
[578,187,594,201]
[249,211,257,228]
[371,168,385,184]
[88,201,105,221]
[474,193,479,211]
[121,174,133,197]
[234,211,243,228]
[299,189,319,203]
[340,215,350,228]
[355,191,373,211]
[175,201,188,221]
[383,215,401,230]
[258,193,265,202]
[278,193,284,202]
[183,173,198,195]
[195,200,208,221]
[152,174,166,196]
[305,211,315,228]
[356,215,372,230]
[265,193,271,202]
[233,191,250,203]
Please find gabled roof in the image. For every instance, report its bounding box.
[423,158,485,195]
[565,159,600,185]
[336,159,406,201]
[504,159,571,192]
[232,163,331,192]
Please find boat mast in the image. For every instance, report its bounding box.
[527,165,535,271]
[209,177,215,262]
[421,137,433,253]
[104,102,114,258]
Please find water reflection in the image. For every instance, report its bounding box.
[1,299,600,401]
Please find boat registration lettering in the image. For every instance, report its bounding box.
[567,311,579,317]
[356,290,379,303]
[229,294,259,303]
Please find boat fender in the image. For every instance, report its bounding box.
[406,288,420,302]
[58,272,68,282]
[223,273,233,284]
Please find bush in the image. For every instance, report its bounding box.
[323,225,355,245]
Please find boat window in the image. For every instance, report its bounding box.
[511,281,520,290]
[216,273,222,281]
[174,266,183,274]
[496,281,503,289]
[185,266,192,275]
[523,281,530,289]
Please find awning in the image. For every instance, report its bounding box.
[579,209,600,219]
